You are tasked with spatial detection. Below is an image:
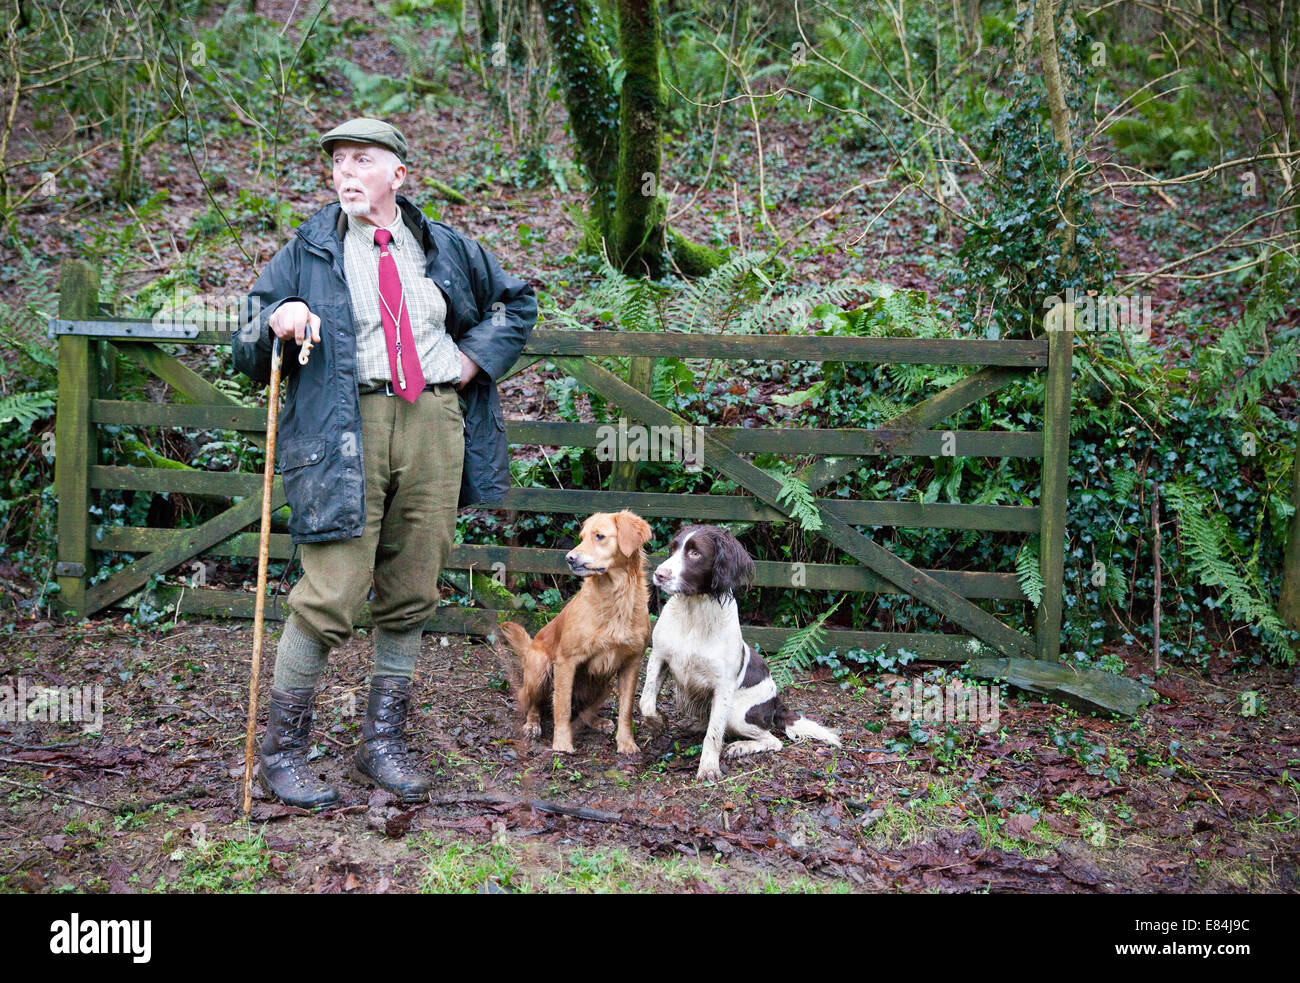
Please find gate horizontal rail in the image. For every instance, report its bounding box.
[54,321,1050,365]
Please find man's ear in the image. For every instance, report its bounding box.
[615,511,652,557]
[391,163,406,193]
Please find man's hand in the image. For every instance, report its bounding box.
[268,301,321,347]
[456,351,481,390]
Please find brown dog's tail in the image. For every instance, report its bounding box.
[498,622,533,661]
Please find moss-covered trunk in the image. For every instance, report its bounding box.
[613,0,666,275]
[537,0,719,275]
[535,0,620,237]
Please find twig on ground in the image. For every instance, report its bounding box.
[0,775,113,811]
[0,737,82,751]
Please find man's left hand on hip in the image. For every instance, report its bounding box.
[456,352,481,390]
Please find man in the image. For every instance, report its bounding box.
[232,118,536,808]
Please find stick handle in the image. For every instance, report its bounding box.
[243,336,284,814]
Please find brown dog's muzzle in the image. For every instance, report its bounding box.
[566,549,605,575]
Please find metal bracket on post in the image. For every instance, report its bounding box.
[47,319,200,341]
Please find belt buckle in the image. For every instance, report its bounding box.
[384,380,395,397]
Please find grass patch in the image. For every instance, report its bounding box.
[415,833,854,893]
[157,830,271,893]
[419,836,523,893]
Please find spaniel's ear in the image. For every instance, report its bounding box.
[615,511,653,557]
[709,528,754,596]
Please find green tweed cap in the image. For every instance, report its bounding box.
[318,118,408,164]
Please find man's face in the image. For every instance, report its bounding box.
[331,140,404,221]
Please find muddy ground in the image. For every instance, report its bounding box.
[1,615,1296,894]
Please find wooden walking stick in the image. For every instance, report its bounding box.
[242,332,310,814]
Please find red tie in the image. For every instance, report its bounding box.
[373,227,425,403]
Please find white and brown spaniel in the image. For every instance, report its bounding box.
[640,524,841,781]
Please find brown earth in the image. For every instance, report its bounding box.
[1,617,1296,893]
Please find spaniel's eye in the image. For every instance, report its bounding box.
[688,549,700,558]
[594,533,604,541]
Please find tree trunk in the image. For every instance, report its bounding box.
[1036,0,1078,276]
[535,0,620,237]
[536,0,718,275]
[613,0,666,275]
[1261,0,1300,644]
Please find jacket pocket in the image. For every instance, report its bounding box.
[484,381,506,432]
[278,435,328,472]
[278,435,333,536]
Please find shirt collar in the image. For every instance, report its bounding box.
[347,211,405,249]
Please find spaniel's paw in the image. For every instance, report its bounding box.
[696,760,724,782]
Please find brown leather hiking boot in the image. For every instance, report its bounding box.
[258,687,340,810]
[351,676,431,803]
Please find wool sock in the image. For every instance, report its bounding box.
[372,623,425,679]
[272,615,331,691]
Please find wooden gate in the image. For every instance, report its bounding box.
[50,259,1072,663]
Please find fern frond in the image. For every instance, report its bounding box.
[1222,339,1300,418]
[774,469,823,532]
[1016,539,1044,607]
[732,280,860,335]
[769,596,845,688]
[1202,290,1295,417]
[0,239,59,367]
[0,390,56,428]
[859,392,909,423]
[673,251,768,332]
[1164,480,1296,663]
[1111,462,1140,504]
[1105,561,1127,607]
[972,481,1014,506]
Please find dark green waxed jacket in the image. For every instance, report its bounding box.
[232,194,536,544]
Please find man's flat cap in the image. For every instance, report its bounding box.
[318,118,408,164]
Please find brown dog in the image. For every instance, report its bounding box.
[500,510,653,755]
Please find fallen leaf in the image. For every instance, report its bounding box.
[1004,813,1039,841]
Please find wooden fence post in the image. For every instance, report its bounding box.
[53,259,101,619]
[1034,326,1073,660]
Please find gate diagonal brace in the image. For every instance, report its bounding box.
[85,477,288,615]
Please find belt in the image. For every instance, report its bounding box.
[359,380,458,396]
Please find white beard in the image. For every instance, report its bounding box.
[339,192,371,217]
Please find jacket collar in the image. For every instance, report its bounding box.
[296,194,434,263]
